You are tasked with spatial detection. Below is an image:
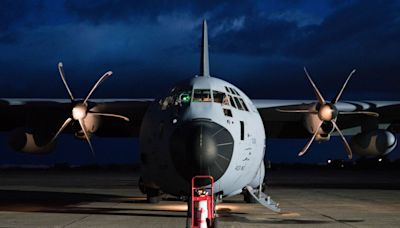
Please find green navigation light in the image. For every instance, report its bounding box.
[181,94,191,103]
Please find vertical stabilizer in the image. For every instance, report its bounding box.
[200,19,210,77]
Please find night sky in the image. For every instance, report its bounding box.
[0,0,399,166]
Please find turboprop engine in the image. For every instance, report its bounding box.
[48,62,129,155]
[351,130,397,157]
[8,128,55,153]
[277,67,378,159]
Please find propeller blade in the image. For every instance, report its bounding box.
[299,120,323,156]
[50,117,72,143]
[58,62,75,101]
[339,111,379,118]
[78,118,95,156]
[88,111,130,122]
[331,121,352,159]
[276,108,318,114]
[83,71,113,104]
[304,67,326,105]
[332,69,356,104]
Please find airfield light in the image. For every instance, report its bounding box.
[327,159,332,164]
[378,158,383,162]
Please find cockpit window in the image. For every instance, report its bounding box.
[160,86,192,110]
[213,91,225,103]
[223,94,230,106]
[193,89,212,102]
[229,95,236,108]
[234,96,244,110]
[232,88,240,95]
[238,98,249,111]
[224,86,230,93]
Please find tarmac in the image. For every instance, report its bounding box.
[0,168,399,227]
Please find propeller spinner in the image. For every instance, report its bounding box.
[50,62,129,155]
[278,67,379,159]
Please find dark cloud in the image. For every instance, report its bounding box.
[212,17,298,56]
[0,0,46,44]
[288,1,400,57]
[211,1,400,58]
[0,1,30,43]
[199,0,400,100]
[1,0,399,100]
[0,1,29,30]
[64,0,255,24]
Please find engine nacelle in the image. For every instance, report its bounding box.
[350,130,397,157]
[304,108,334,140]
[8,128,55,154]
[74,112,101,140]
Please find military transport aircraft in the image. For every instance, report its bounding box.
[0,20,399,218]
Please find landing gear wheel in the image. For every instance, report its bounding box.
[146,188,161,203]
[138,177,146,194]
[206,218,211,227]
[243,190,257,203]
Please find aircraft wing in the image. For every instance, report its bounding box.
[2,98,399,139]
[0,98,153,138]
[253,99,400,138]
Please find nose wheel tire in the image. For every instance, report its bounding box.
[146,188,161,204]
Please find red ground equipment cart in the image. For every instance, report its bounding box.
[191,176,216,228]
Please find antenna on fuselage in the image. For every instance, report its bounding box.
[199,19,210,77]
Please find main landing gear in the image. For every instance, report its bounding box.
[139,177,161,203]
[243,182,265,203]
[244,185,280,212]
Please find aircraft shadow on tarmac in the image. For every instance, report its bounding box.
[0,189,365,225]
[0,189,186,218]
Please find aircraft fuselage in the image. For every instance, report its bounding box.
[139,76,266,197]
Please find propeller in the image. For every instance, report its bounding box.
[50,62,130,155]
[278,67,379,159]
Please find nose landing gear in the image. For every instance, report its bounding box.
[138,177,161,204]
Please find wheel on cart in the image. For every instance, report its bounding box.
[185,217,191,228]
[213,217,219,228]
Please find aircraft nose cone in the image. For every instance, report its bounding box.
[170,120,234,182]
